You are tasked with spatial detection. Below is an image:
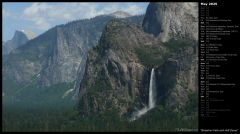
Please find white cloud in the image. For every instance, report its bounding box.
[23,3,52,30]
[124,5,144,15]
[35,17,50,30]
[3,9,11,18]
[23,3,50,16]
[22,2,147,31]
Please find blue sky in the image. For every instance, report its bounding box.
[2,2,148,41]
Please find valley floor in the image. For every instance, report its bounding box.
[2,102,198,132]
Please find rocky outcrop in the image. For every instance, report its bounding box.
[155,41,198,111]
[77,20,156,116]
[39,15,116,87]
[143,2,198,42]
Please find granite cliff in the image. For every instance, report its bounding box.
[3,13,144,89]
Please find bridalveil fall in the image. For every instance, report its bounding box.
[130,68,156,121]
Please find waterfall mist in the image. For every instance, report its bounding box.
[130,68,156,121]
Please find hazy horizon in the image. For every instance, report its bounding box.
[2,2,148,42]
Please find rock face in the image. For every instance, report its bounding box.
[39,15,116,87]
[143,2,198,42]
[78,20,156,116]
[3,30,29,55]
[21,30,36,40]
[77,2,198,116]
[155,41,198,111]
[142,2,199,111]
[3,16,114,86]
[3,14,144,88]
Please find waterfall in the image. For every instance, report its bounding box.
[62,88,74,99]
[149,68,156,109]
[130,68,156,121]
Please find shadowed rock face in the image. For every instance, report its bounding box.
[143,2,198,42]
[77,20,155,116]
[155,44,198,111]
[78,24,198,116]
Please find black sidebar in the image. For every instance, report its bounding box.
[199,0,240,132]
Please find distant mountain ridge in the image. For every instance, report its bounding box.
[2,30,29,55]
[3,13,144,90]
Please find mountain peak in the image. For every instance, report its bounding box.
[13,30,29,41]
[14,30,26,36]
[109,11,132,18]
[3,30,29,55]
[16,29,36,40]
